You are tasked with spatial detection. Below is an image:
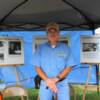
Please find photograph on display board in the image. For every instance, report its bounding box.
[0,41,4,47]
[0,53,4,61]
[60,39,68,45]
[0,37,24,66]
[0,41,5,63]
[80,35,100,64]
[82,43,98,52]
[8,41,21,55]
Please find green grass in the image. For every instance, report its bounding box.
[71,86,100,100]
[28,88,39,100]
[3,87,100,100]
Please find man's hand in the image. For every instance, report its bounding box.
[51,77,60,83]
[45,78,58,93]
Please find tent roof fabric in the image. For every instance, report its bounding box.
[0,0,100,31]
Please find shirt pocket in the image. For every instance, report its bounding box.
[56,56,66,70]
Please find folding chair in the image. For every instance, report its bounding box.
[2,85,29,100]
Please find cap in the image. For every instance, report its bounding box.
[46,22,59,32]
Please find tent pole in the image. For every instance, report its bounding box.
[13,65,25,100]
[96,64,100,95]
[13,65,21,85]
[82,64,92,100]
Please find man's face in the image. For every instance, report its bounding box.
[47,28,59,43]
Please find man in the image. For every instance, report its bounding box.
[33,22,76,100]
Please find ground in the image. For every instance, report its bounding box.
[3,85,100,100]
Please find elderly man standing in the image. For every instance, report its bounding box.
[32,22,76,100]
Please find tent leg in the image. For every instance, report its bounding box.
[82,64,92,100]
[96,64,100,95]
[13,65,29,100]
[21,96,24,100]
[13,65,21,85]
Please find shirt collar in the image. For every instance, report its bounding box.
[46,41,60,48]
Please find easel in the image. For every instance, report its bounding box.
[82,63,100,100]
[1,64,28,100]
[13,64,25,100]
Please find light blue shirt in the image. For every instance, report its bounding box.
[32,42,76,78]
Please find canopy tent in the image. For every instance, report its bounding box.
[0,0,100,31]
[0,0,99,90]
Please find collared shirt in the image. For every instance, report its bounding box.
[32,42,76,78]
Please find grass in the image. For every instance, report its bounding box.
[3,86,100,100]
[71,86,100,100]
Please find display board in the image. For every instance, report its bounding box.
[80,35,100,64]
[0,36,24,66]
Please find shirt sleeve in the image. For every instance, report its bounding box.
[65,48,76,68]
[31,46,41,67]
